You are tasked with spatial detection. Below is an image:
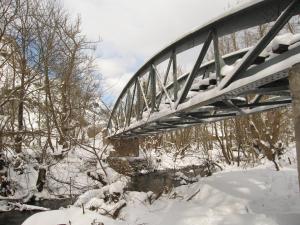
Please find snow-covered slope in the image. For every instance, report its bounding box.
[22,163,300,225]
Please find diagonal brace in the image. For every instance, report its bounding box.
[221,0,299,89]
[175,31,213,108]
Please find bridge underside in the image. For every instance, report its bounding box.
[112,71,292,138]
[107,0,300,140]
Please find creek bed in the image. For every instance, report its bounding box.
[127,170,182,194]
[0,165,211,225]
[127,164,209,194]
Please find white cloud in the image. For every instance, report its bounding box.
[62,0,239,100]
[96,57,134,99]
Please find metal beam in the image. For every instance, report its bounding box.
[212,29,222,82]
[152,65,174,109]
[150,67,156,112]
[172,51,179,101]
[223,99,245,114]
[222,0,299,88]
[238,99,291,108]
[136,79,142,120]
[176,31,213,107]
[185,112,237,119]
[107,0,300,138]
[126,82,137,126]
[244,86,290,96]
[157,56,174,107]
[137,77,150,113]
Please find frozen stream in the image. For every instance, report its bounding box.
[0,165,208,225]
[0,198,72,225]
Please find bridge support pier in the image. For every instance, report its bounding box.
[109,138,139,157]
[289,63,300,191]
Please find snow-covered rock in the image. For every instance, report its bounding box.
[75,189,105,207]
[109,181,126,195]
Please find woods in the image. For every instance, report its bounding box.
[1,0,299,197]
[0,0,104,195]
[1,1,300,225]
[141,109,293,170]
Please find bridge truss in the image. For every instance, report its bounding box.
[107,0,300,139]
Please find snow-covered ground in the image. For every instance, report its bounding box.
[1,145,101,200]
[22,162,300,225]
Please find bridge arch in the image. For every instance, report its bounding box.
[107,0,300,139]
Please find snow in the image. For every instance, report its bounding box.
[73,178,129,218]
[221,64,235,76]
[74,189,105,206]
[141,147,206,170]
[174,171,198,183]
[0,201,49,212]
[22,207,124,225]
[8,203,49,211]
[209,72,217,79]
[0,200,11,212]
[22,161,300,225]
[272,33,300,52]
[118,165,300,225]
[272,33,294,49]
[108,181,126,195]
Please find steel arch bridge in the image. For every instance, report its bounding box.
[107,0,300,140]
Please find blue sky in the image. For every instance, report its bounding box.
[62,0,241,104]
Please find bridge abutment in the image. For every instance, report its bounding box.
[106,137,142,176]
[109,138,139,157]
[289,63,300,191]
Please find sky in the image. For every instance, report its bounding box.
[62,0,240,103]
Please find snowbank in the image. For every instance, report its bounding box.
[22,164,300,225]
[22,207,123,225]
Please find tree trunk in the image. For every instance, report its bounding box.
[214,123,231,164]
[15,59,25,154]
[36,167,47,192]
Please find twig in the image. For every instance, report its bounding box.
[186,188,200,201]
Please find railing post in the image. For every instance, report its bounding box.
[289,63,300,192]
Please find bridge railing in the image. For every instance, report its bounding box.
[108,0,300,138]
